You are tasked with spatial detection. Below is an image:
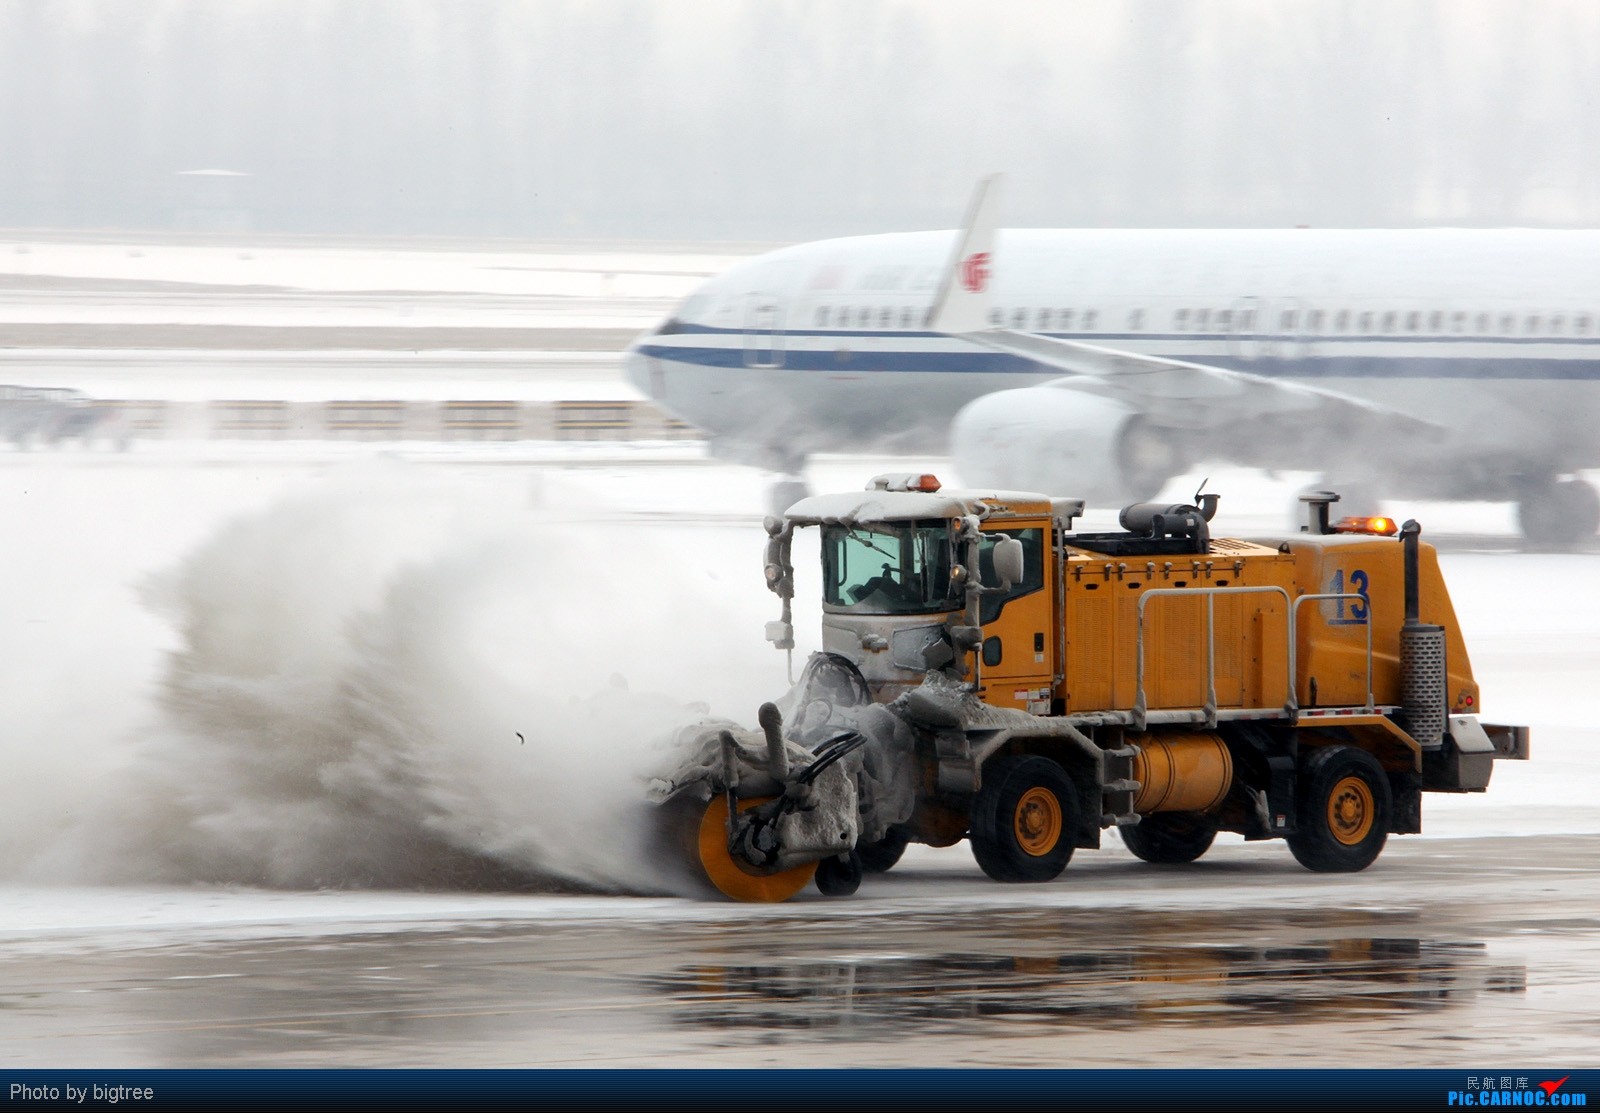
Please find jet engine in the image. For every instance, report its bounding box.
[950,382,1187,502]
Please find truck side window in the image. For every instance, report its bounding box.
[978,529,1046,623]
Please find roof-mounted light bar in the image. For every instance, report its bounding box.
[1332,515,1399,536]
[867,473,943,493]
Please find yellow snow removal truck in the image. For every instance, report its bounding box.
[652,475,1529,901]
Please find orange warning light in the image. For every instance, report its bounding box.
[1332,515,1399,536]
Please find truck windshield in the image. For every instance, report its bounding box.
[822,522,958,615]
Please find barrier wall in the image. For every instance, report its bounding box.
[79,398,699,443]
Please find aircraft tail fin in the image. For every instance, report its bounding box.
[929,173,1004,334]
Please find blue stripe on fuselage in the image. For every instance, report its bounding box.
[648,321,1600,349]
[635,340,1600,381]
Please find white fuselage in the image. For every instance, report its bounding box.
[626,228,1600,485]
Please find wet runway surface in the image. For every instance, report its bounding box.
[5,834,1597,1068]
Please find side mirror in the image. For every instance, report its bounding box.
[764,620,794,650]
[993,536,1024,588]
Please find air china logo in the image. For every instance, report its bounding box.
[1447,1075,1586,1106]
[960,251,989,293]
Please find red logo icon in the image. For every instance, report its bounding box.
[1539,1077,1571,1097]
[960,251,990,293]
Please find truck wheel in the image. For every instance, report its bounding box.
[970,755,1076,883]
[1286,745,1391,872]
[857,826,910,873]
[815,851,863,896]
[1120,812,1217,864]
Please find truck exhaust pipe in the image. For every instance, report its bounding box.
[1398,519,1448,749]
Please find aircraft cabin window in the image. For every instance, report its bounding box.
[1083,309,1099,330]
[1382,312,1397,333]
[1128,308,1145,330]
[988,308,1004,326]
[1428,311,1442,332]
[1359,311,1374,331]
[1060,309,1075,330]
[1280,309,1298,331]
[1577,314,1592,335]
[1476,312,1490,333]
[1306,309,1322,333]
[1037,308,1053,330]
[1195,309,1210,331]
[900,306,915,328]
[815,307,831,327]
[1452,312,1465,333]
[1175,308,1189,330]
[1527,315,1541,334]
[1335,309,1350,332]
[1552,315,1565,335]
[1500,314,1515,333]
[1405,311,1420,332]
[1012,308,1029,329]
[1237,308,1255,330]
[1217,309,1233,330]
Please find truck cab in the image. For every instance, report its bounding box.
[767,473,1074,707]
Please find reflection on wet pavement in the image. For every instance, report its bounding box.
[651,938,1527,1035]
[3,834,1597,1067]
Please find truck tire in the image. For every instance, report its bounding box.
[1120,812,1217,864]
[857,826,910,874]
[815,851,863,896]
[1286,745,1391,872]
[970,755,1076,883]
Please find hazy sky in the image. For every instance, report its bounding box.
[2,0,1597,239]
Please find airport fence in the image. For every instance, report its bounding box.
[38,398,701,445]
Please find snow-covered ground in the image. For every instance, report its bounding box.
[0,237,748,300]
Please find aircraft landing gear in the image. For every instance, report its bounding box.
[770,477,810,516]
[1516,477,1600,546]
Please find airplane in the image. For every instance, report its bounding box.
[624,176,1600,544]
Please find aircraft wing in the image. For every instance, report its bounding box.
[956,328,1445,438]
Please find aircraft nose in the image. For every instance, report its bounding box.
[624,342,659,400]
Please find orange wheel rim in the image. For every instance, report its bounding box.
[697,795,817,902]
[1328,775,1375,845]
[1013,787,1063,856]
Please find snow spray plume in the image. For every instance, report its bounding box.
[47,465,779,893]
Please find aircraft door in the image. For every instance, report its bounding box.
[744,294,786,369]
[1279,296,1312,363]
[1232,296,1310,366]
[1229,296,1264,362]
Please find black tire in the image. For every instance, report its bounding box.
[815,851,863,896]
[1286,745,1391,872]
[856,826,910,874]
[970,755,1077,883]
[1120,812,1218,864]
[1518,479,1600,546]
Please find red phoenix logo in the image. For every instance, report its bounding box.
[960,251,990,293]
[1539,1077,1571,1097]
